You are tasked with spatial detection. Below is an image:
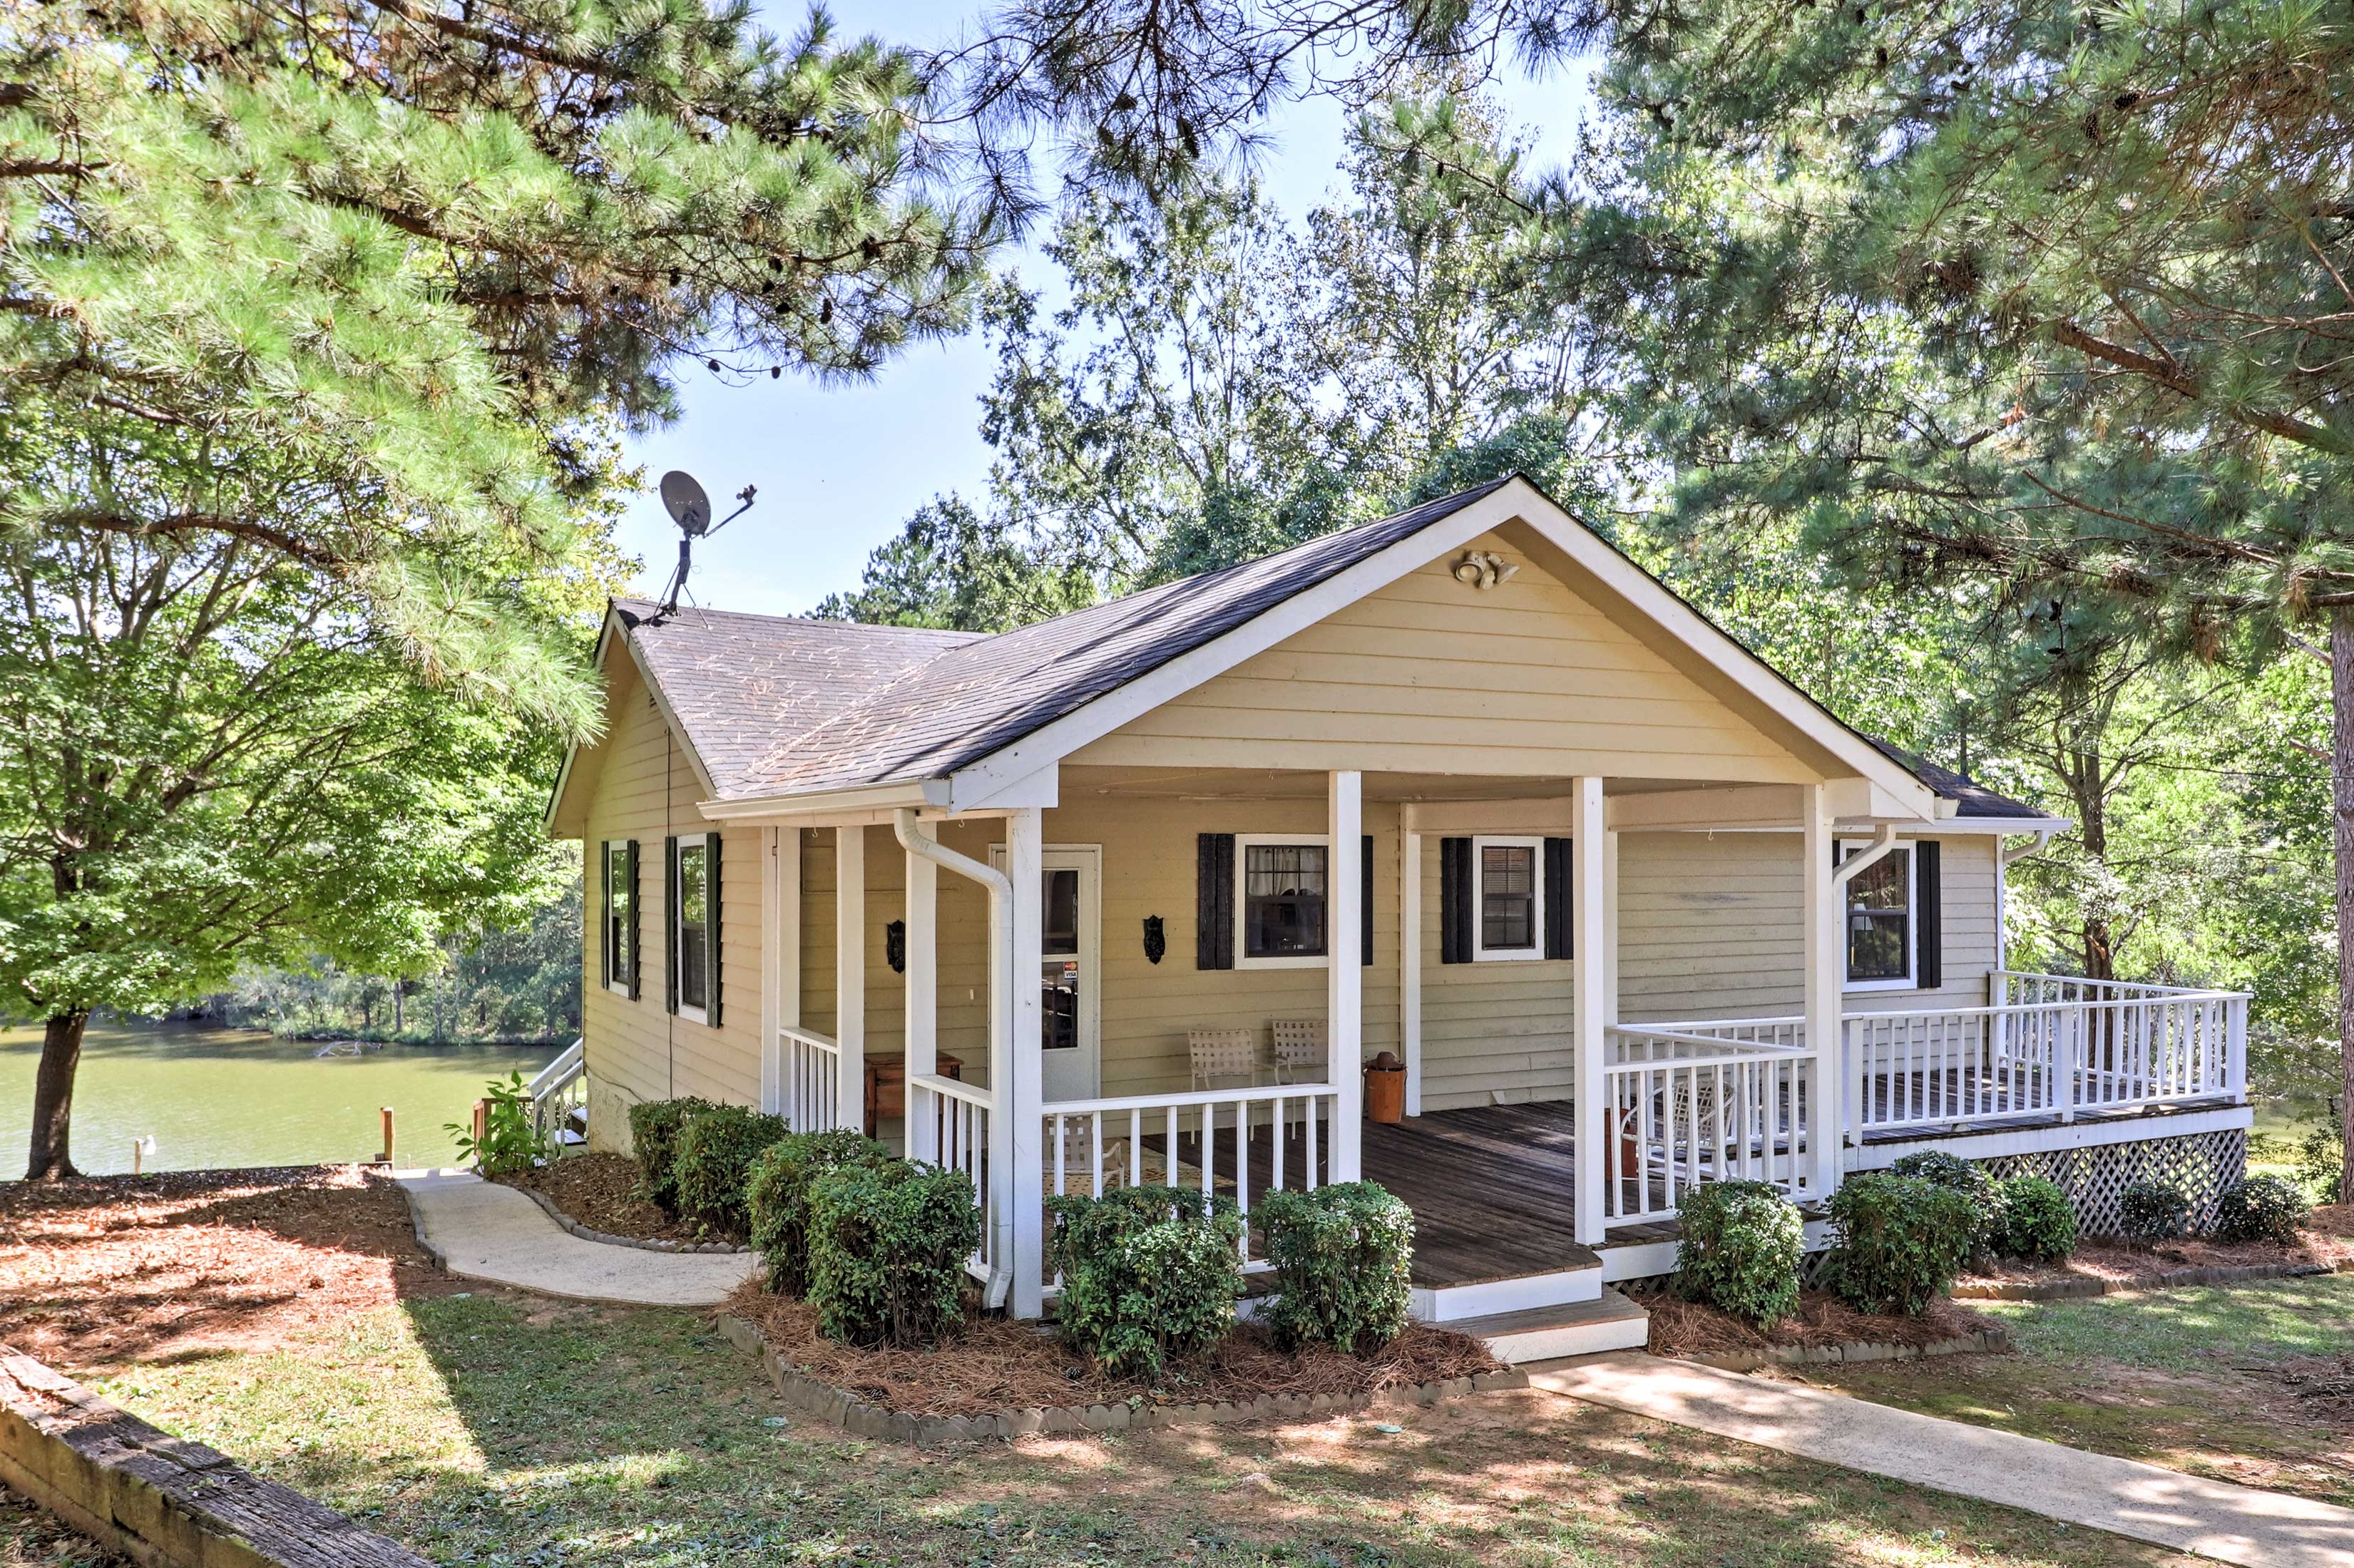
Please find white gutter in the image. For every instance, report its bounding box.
[893,808,1015,1311]
[1833,823,1901,888]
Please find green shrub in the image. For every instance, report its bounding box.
[1823,1173,1977,1315]
[628,1097,719,1213]
[1890,1150,2000,1258]
[672,1105,789,1235]
[2118,1177,2193,1243]
[1674,1180,1803,1329]
[2215,1174,2309,1245]
[748,1129,891,1295]
[1257,1182,1414,1353]
[1049,1185,1243,1379]
[1988,1175,2077,1262]
[806,1160,980,1348]
[444,1071,545,1177]
[2296,1124,2345,1205]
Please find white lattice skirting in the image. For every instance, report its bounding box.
[1979,1127,2249,1238]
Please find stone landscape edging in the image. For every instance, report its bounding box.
[712,1312,1527,1448]
[1677,1326,2011,1373]
[1953,1259,2328,1301]
[0,1346,429,1568]
[510,1182,750,1254]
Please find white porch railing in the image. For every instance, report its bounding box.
[908,1072,998,1279]
[1040,1082,1339,1269]
[1600,1025,1822,1227]
[1851,973,2248,1133]
[769,1026,843,1133]
[526,1037,586,1152]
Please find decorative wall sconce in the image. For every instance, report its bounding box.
[1142,915,1167,965]
[1453,549,1519,590]
[885,919,906,974]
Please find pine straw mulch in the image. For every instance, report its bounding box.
[1958,1209,2354,1293]
[720,1280,1505,1419]
[496,1152,716,1246]
[1643,1288,2002,1360]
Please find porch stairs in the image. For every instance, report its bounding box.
[1412,1241,1653,1364]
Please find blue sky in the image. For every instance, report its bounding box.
[615,3,1597,618]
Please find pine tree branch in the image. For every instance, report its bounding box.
[2051,318,2348,453]
[48,508,347,573]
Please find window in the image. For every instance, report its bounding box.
[1473,836,1543,960]
[1840,841,1914,989]
[1239,838,1327,965]
[601,840,635,995]
[677,838,710,1021]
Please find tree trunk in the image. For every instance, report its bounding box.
[24,1010,88,1181]
[2333,608,2354,1206]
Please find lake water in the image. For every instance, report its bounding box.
[0,1021,562,1176]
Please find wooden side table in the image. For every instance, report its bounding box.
[864,1051,964,1137]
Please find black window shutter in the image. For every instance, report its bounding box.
[1197,834,1235,970]
[1439,837,1473,964]
[1914,840,1942,990]
[1544,837,1572,960]
[664,835,680,1015]
[1361,834,1375,966]
[599,844,613,989]
[707,832,723,1028]
[625,840,643,1001]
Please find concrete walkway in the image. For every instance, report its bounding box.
[1529,1352,2354,1568]
[396,1169,757,1308]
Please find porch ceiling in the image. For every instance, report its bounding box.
[1059,764,1774,803]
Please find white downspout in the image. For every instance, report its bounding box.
[894,808,1015,1311]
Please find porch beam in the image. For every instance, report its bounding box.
[1328,770,1364,1180]
[1802,784,1845,1201]
[904,842,937,1159]
[834,825,866,1133]
[1572,777,1607,1245]
[1005,808,1047,1318]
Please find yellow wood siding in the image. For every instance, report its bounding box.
[1072,533,1812,783]
[575,655,764,1150]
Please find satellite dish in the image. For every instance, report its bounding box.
[660,471,712,536]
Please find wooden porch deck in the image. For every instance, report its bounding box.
[1155,1100,1602,1289]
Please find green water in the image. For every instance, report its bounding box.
[0,1020,561,1176]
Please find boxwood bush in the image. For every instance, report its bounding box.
[1890,1150,2000,1259]
[673,1105,789,1235]
[1049,1185,1243,1379]
[628,1096,719,1214]
[806,1159,981,1348]
[2215,1174,2308,1245]
[1674,1179,1803,1328]
[2119,1177,2193,1243]
[748,1129,891,1295]
[1824,1173,1977,1315]
[1988,1175,2077,1262]
[1257,1182,1414,1353]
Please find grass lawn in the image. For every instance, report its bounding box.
[1,1169,2206,1567]
[1772,1274,2354,1508]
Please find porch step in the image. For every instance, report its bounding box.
[1412,1247,1603,1323]
[1452,1288,1651,1365]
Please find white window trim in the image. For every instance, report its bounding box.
[1840,838,1917,993]
[1234,832,1332,970]
[675,830,712,1025]
[602,839,633,998]
[1471,834,1547,962]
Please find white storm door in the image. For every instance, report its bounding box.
[991,843,1102,1104]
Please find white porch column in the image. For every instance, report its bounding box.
[904,844,938,1160]
[1602,828,1620,1026]
[1572,777,1608,1245]
[1327,770,1363,1180]
[759,827,802,1116]
[1801,784,1844,1200]
[1399,810,1423,1119]
[834,825,866,1133]
[1004,807,1047,1318]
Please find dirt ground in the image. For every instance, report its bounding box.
[0,1164,466,1368]
[1644,1288,2002,1357]
[1957,1205,2354,1293]
[496,1152,707,1245]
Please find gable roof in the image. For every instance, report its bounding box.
[1871,741,2059,823]
[551,476,1980,826]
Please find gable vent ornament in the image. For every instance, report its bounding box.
[1453,549,1519,590]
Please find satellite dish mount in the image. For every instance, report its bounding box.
[655,471,756,615]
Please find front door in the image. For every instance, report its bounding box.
[991,844,1102,1103]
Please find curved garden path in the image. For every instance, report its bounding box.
[395,1169,757,1307]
